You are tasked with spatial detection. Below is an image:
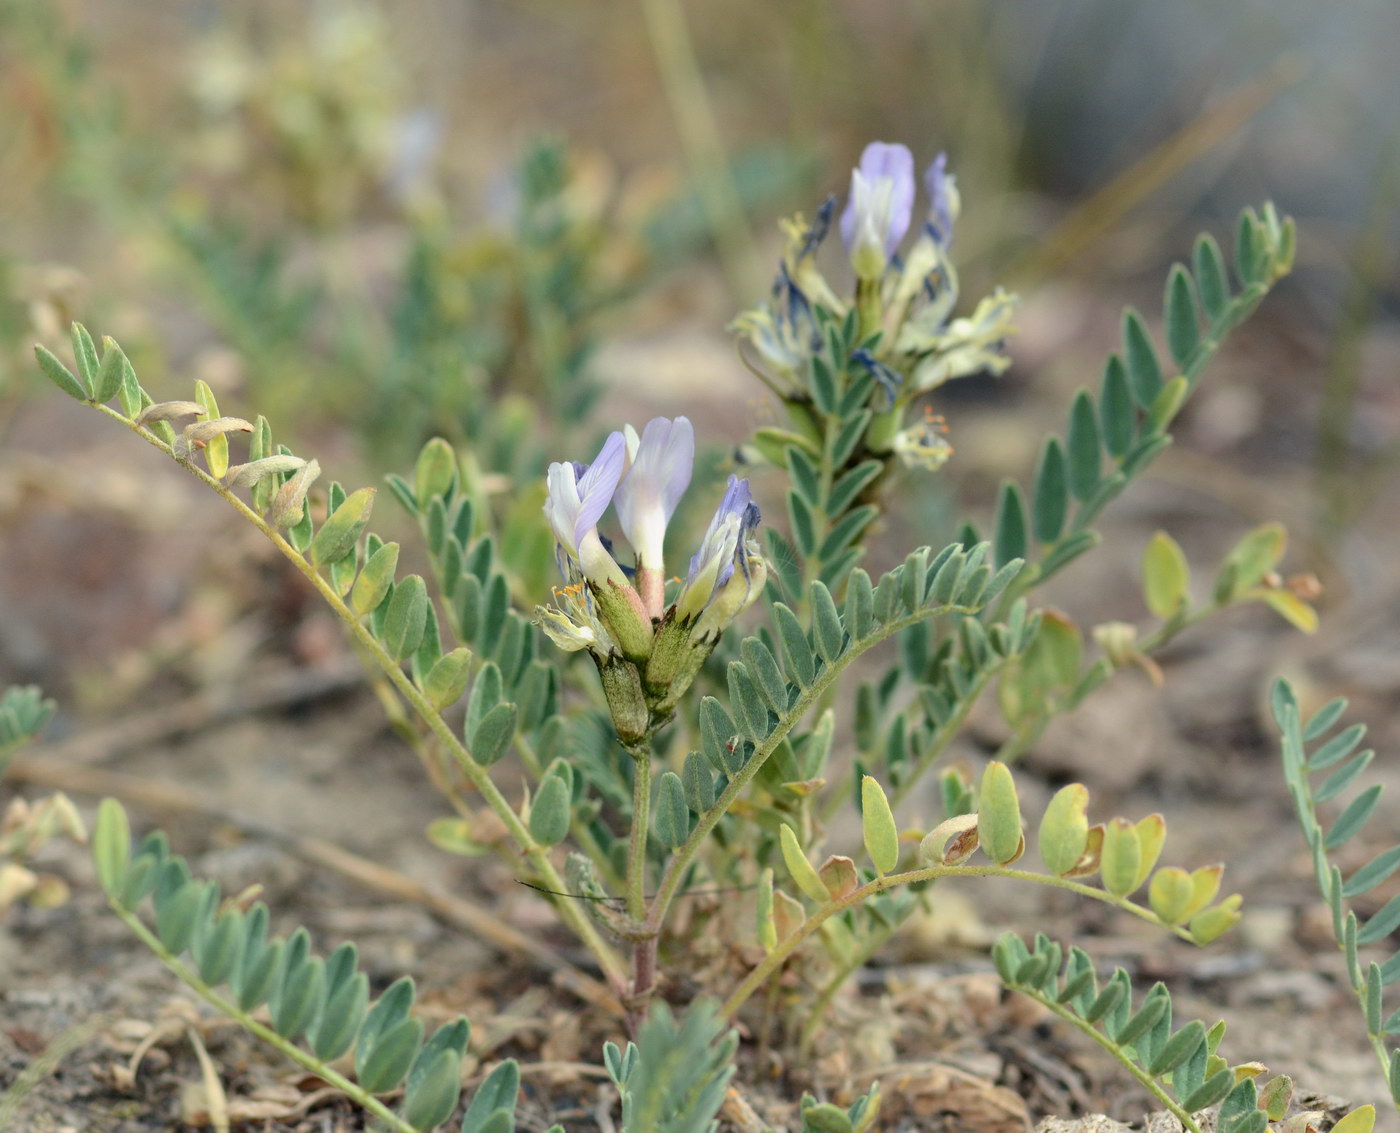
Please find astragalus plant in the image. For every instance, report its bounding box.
[29,141,1374,1133]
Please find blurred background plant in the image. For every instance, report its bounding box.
[2,0,1394,524]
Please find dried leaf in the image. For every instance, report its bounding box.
[268,459,321,528]
[919,814,980,866]
[136,401,206,428]
[224,456,308,492]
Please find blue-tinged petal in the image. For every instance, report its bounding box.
[543,434,627,588]
[851,348,905,408]
[615,416,695,570]
[840,142,915,277]
[572,432,626,546]
[923,152,959,246]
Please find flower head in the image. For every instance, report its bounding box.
[840,142,916,280]
[536,421,767,739]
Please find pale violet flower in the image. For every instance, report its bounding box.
[616,413,693,568]
[730,265,820,384]
[922,152,959,246]
[543,431,628,587]
[730,200,841,392]
[840,142,915,280]
[676,475,760,623]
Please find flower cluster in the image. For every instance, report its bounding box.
[535,417,765,742]
[733,142,1019,470]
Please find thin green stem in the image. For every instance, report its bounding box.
[644,601,981,935]
[110,901,416,1133]
[720,863,1193,1021]
[888,662,1002,810]
[994,602,1218,765]
[995,281,1279,617]
[627,752,651,923]
[93,404,630,998]
[798,920,895,1056]
[1017,986,1202,1133]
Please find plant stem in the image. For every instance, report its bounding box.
[96,404,631,1000]
[719,863,1195,1021]
[644,600,982,936]
[994,278,1280,616]
[797,920,895,1056]
[627,751,651,923]
[110,902,417,1133]
[888,662,1002,810]
[1018,987,1203,1133]
[625,746,659,1022]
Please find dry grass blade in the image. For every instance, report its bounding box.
[1006,57,1303,286]
[186,1026,231,1133]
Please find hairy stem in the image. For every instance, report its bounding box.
[97,404,630,999]
[627,752,651,923]
[720,864,1195,1021]
[1016,986,1203,1133]
[110,902,417,1133]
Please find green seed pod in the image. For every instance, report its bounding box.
[779,824,829,904]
